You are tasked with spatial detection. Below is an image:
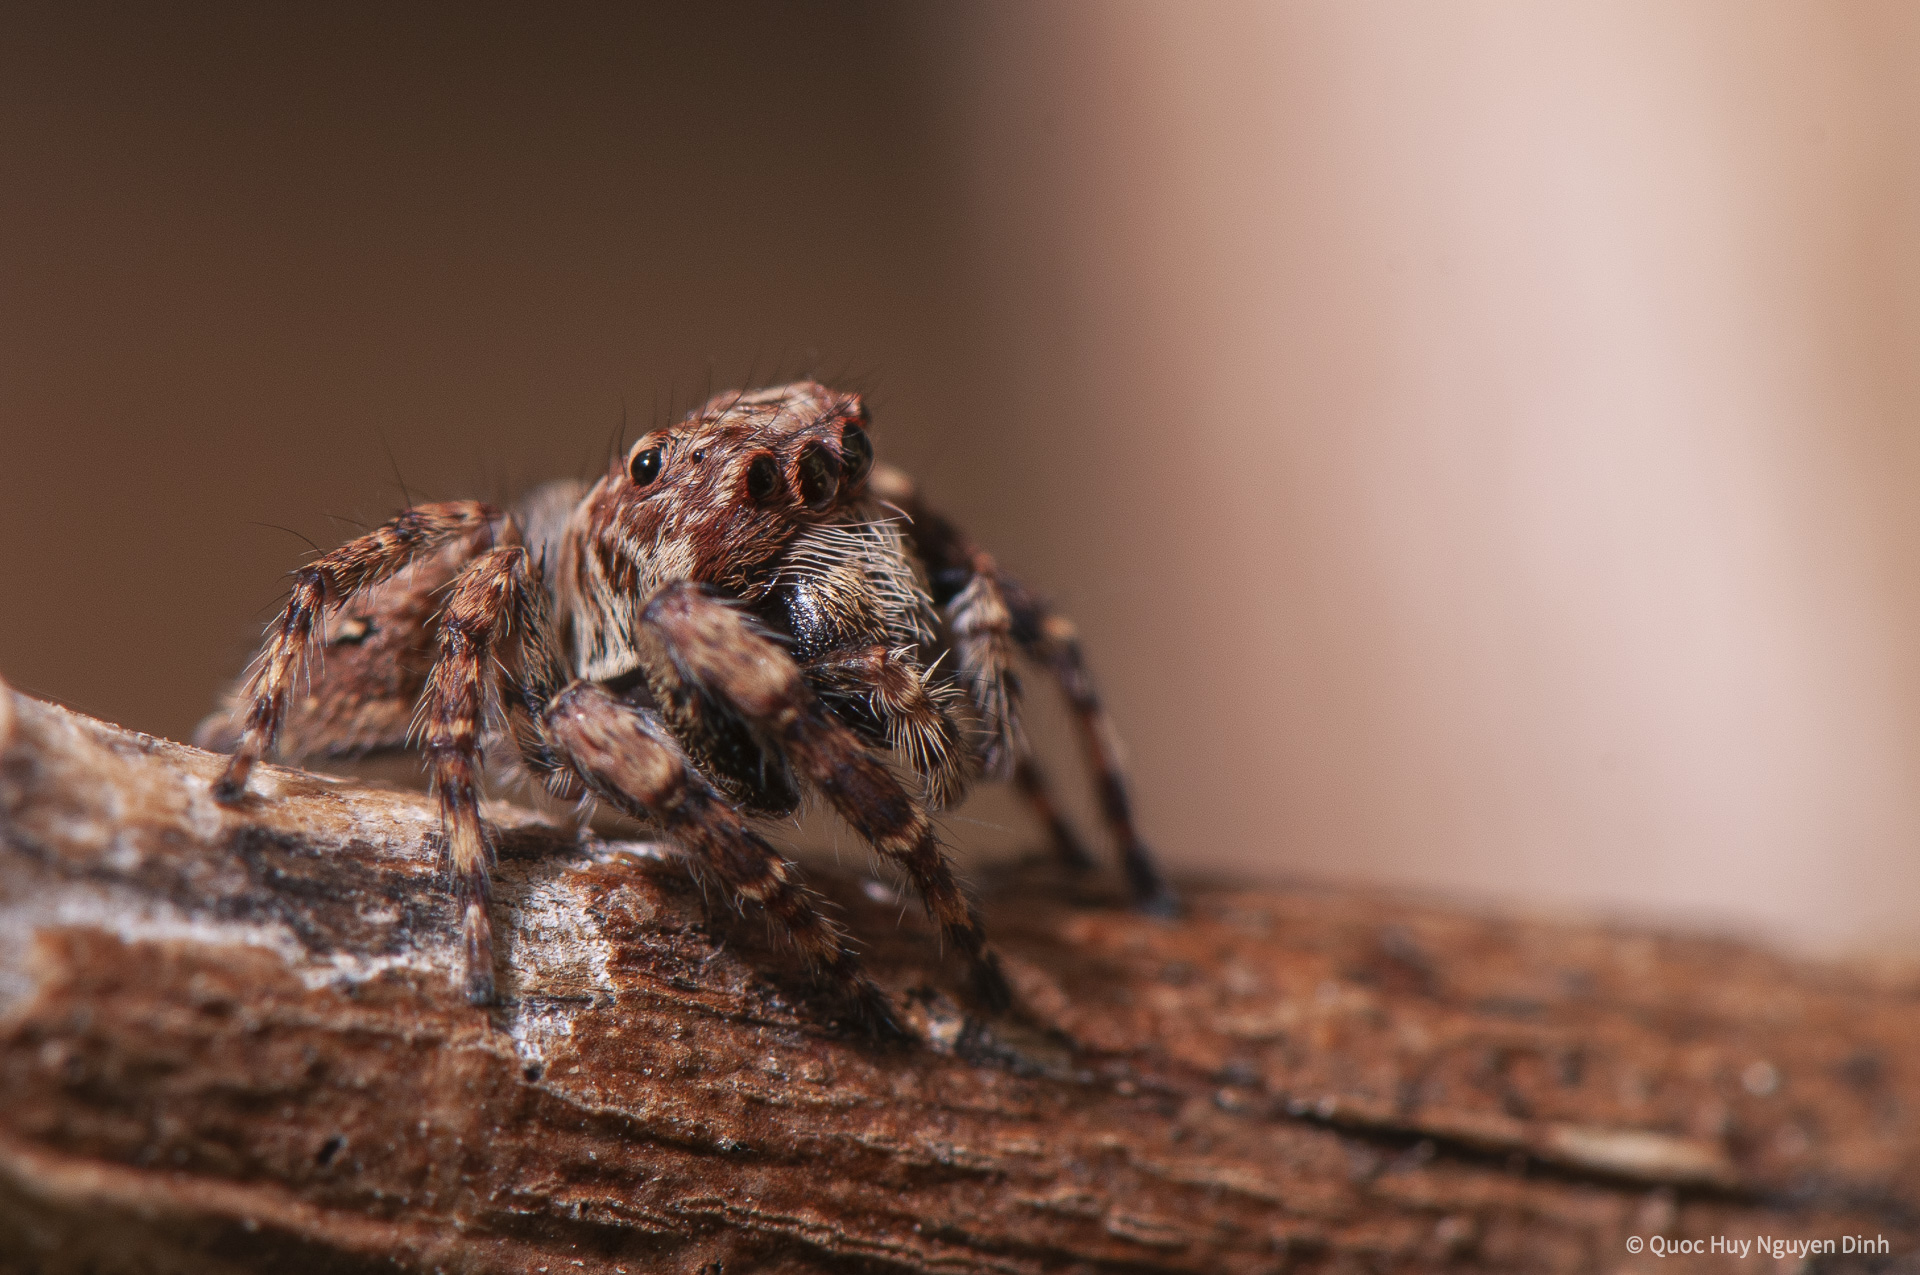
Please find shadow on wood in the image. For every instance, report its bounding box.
[1,684,1917,1272]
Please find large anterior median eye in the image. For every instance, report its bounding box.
[840,423,872,483]
[797,441,840,510]
[629,446,663,486]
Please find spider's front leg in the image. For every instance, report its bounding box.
[637,583,1012,1012]
[873,465,1175,911]
[420,549,897,1030]
[213,500,501,801]
[538,682,899,1036]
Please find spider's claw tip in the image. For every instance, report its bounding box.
[1049,830,1097,874]
[970,952,1014,1016]
[462,902,499,1006]
[211,773,248,806]
[1122,842,1180,918]
[1134,885,1183,920]
[843,984,910,1044]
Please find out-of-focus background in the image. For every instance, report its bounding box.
[5,3,1919,954]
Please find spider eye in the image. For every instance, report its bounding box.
[629,446,663,486]
[840,423,872,484]
[746,454,781,503]
[797,441,840,510]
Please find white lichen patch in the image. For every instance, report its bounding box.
[506,1002,581,1068]
[0,888,305,1022]
[589,837,676,865]
[301,944,450,992]
[0,878,457,1022]
[505,872,618,993]
[497,860,632,1069]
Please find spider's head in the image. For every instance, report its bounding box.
[593,382,878,594]
[618,381,874,521]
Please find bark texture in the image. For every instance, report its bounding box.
[1,682,1917,1273]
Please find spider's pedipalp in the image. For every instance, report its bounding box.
[540,680,900,1036]
[947,571,1025,779]
[804,643,970,810]
[637,581,1011,1012]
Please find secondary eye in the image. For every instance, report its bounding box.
[629,446,663,486]
[746,454,781,503]
[840,423,873,483]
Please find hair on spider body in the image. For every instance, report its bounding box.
[199,381,1171,1031]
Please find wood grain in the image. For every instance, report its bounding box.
[1,687,1916,1272]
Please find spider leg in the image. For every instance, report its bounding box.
[873,465,1174,910]
[804,643,970,810]
[417,548,893,1029]
[213,500,501,802]
[418,543,555,1005]
[1013,755,1096,872]
[540,681,900,1037]
[946,570,1025,778]
[637,582,1011,1012]
[1005,595,1173,909]
[870,466,1022,776]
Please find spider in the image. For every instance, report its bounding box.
[200,382,1170,1033]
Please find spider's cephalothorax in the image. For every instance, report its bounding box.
[202,382,1169,1031]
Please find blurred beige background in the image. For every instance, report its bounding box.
[5,3,1918,954]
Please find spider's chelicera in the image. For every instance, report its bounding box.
[201,383,1169,1033]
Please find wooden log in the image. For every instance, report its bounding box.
[1,682,1916,1272]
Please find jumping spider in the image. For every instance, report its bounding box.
[200,382,1169,1032]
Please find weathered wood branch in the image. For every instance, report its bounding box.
[2,680,1917,1272]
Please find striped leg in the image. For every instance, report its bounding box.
[637,583,1011,1012]
[419,544,548,1005]
[947,570,1024,779]
[1005,593,1174,910]
[213,500,500,802]
[541,682,899,1036]
[1013,756,1095,872]
[874,465,1173,910]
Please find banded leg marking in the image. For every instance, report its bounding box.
[1013,756,1095,872]
[421,544,538,1005]
[1015,604,1173,909]
[639,584,1011,1011]
[880,465,1173,908]
[214,500,500,801]
[542,681,898,1035]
